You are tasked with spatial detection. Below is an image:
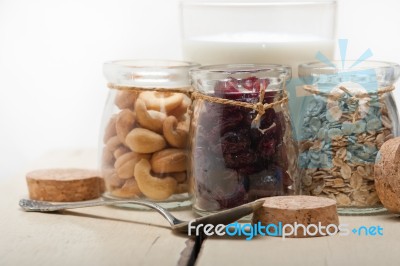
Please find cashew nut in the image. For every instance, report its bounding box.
[163,116,188,148]
[115,90,137,110]
[138,91,184,113]
[151,148,187,173]
[125,128,166,153]
[114,152,150,179]
[103,115,117,144]
[105,135,122,152]
[171,172,187,183]
[103,169,124,189]
[111,178,142,198]
[116,109,136,144]
[176,183,189,194]
[135,98,166,133]
[168,94,191,119]
[134,159,177,200]
[113,146,130,159]
[102,147,115,168]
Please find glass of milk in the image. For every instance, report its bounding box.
[180,0,336,77]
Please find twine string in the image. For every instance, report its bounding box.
[303,84,395,123]
[108,81,288,124]
[107,83,193,95]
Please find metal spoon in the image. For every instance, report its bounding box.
[19,198,263,234]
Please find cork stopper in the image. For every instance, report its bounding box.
[252,195,339,238]
[26,168,104,202]
[374,137,400,213]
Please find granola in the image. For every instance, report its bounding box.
[299,86,394,207]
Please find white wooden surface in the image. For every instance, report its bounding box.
[0,150,196,266]
[196,214,400,266]
[1,150,400,266]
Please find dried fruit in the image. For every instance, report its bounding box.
[192,75,294,210]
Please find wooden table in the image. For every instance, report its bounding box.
[1,150,399,266]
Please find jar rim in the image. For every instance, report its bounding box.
[104,59,199,69]
[299,60,400,73]
[190,63,291,78]
[103,59,200,88]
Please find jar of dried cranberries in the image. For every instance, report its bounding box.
[189,64,300,215]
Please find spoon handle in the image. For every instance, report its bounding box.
[19,198,181,227]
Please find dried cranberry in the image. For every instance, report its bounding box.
[262,91,277,104]
[241,76,258,91]
[258,136,276,159]
[260,108,277,130]
[214,78,244,100]
[215,184,247,209]
[220,130,250,154]
[223,151,258,168]
[215,77,239,93]
[241,77,269,92]
[237,163,264,175]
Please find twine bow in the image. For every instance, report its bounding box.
[191,81,288,125]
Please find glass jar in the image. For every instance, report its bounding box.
[100,60,199,209]
[297,61,400,215]
[190,64,300,215]
[181,0,336,77]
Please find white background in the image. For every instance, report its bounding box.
[1,0,400,179]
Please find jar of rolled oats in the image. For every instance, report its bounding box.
[298,61,400,215]
[100,60,199,209]
[189,64,300,216]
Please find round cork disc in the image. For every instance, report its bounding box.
[26,168,104,202]
[374,137,400,213]
[252,195,339,238]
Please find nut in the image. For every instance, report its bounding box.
[103,115,117,143]
[125,128,166,153]
[138,91,183,113]
[105,135,122,153]
[134,159,177,200]
[115,90,137,110]
[168,94,191,119]
[114,152,150,179]
[113,146,130,159]
[151,149,187,173]
[110,178,142,198]
[102,147,115,168]
[103,169,124,189]
[171,172,187,183]
[163,116,188,148]
[116,109,136,144]
[135,98,166,133]
[176,183,189,194]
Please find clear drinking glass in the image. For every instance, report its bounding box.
[180,0,336,77]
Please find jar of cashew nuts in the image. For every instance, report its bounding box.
[101,60,199,209]
[298,61,400,215]
[190,64,300,216]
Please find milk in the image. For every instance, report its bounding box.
[182,33,334,77]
